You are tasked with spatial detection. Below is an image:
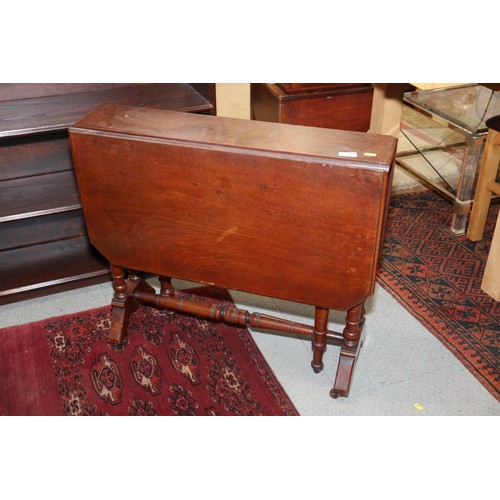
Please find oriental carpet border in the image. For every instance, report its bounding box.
[377,190,499,401]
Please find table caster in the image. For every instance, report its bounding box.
[311,361,324,373]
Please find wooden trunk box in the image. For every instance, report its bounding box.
[69,104,396,398]
[251,83,374,131]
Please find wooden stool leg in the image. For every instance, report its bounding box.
[481,210,500,301]
[468,129,500,241]
[330,302,365,398]
[108,265,155,344]
[311,307,329,373]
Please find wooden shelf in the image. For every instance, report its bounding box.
[0,83,213,138]
[0,170,80,222]
[0,132,71,181]
[0,237,109,304]
[1,210,86,252]
[0,83,216,304]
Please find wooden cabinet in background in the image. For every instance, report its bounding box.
[250,83,374,132]
[0,83,215,305]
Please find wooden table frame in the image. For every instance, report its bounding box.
[69,104,397,399]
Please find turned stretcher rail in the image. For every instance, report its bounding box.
[134,290,345,342]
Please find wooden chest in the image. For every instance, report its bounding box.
[251,83,374,131]
[69,104,397,398]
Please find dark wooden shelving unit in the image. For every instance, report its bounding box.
[0,83,215,305]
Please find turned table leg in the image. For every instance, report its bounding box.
[159,275,176,315]
[330,302,365,398]
[311,307,329,373]
[108,265,155,344]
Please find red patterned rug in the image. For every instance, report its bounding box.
[0,287,298,416]
[377,190,500,400]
